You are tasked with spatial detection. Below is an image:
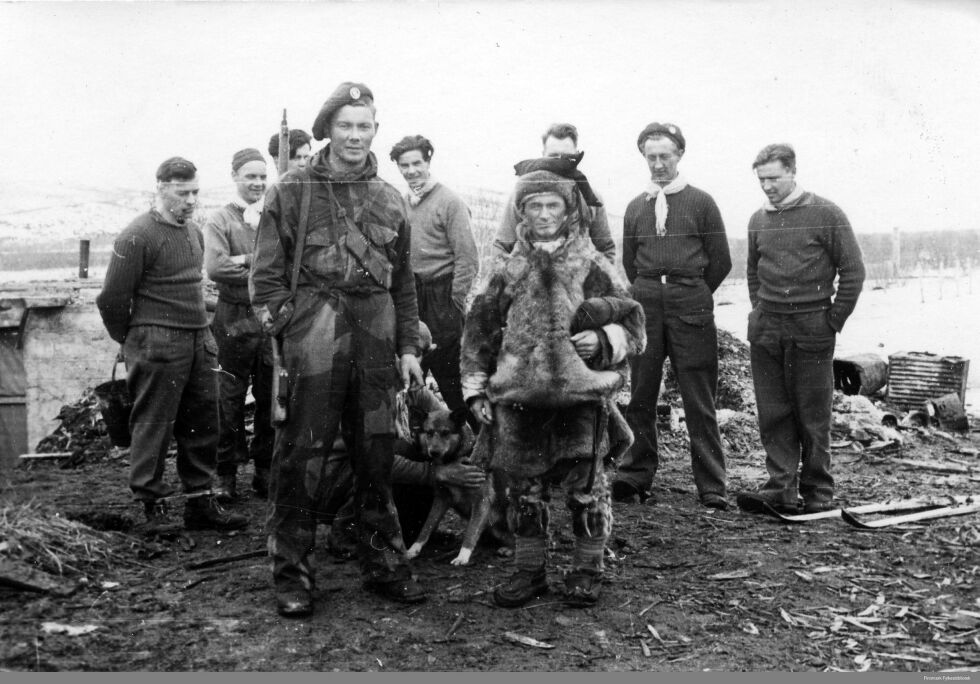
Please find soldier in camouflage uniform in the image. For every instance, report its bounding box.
[250,82,427,617]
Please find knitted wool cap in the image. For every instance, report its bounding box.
[312,82,375,141]
[636,122,686,153]
[231,148,265,172]
[514,170,577,210]
[155,157,197,182]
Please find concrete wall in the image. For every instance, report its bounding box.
[21,282,119,449]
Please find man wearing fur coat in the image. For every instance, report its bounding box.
[461,170,645,608]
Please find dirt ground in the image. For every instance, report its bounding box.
[2,335,979,673]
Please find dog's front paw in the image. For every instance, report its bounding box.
[406,542,423,559]
[450,548,473,566]
[496,547,514,558]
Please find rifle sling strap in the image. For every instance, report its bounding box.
[325,181,392,289]
[289,178,313,297]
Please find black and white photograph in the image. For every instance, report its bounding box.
[0,0,978,675]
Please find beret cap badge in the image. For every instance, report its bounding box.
[312,81,375,141]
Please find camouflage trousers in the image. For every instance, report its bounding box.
[268,289,409,594]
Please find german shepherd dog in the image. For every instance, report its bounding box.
[405,407,511,565]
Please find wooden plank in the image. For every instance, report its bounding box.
[841,503,980,529]
[0,558,74,595]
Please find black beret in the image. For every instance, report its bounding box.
[312,82,374,141]
[155,157,197,182]
[231,148,264,172]
[636,122,686,153]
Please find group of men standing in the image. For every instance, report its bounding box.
[96,79,864,617]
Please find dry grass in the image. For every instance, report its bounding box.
[0,500,119,576]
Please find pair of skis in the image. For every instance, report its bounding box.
[735,494,979,528]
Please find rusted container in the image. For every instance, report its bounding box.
[833,353,888,396]
[886,351,969,410]
[929,392,970,432]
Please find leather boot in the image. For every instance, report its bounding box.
[138,500,182,537]
[183,495,248,531]
[214,473,237,504]
[251,468,270,499]
[493,567,548,607]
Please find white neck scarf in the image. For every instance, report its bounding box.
[763,183,805,212]
[232,194,265,228]
[406,178,437,207]
[644,173,688,236]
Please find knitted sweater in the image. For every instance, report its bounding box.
[204,203,256,304]
[622,185,732,291]
[747,191,865,331]
[97,211,209,343]
[407,183,479,309]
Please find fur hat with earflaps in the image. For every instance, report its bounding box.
[513,170,578,212]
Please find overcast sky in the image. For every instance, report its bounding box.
[1,0,978,236]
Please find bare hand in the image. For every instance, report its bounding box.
[255,304,276,335]
[570,330,600,360]
[399,353,425,389]
[469,397,494,425]
[434,462,486,488]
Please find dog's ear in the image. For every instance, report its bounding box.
[449,406,470,430]
[409,405,429,433]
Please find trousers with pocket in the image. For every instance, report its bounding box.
[619,276,726,498]
[268,288,410,594]
[123,325,219,501]
[414,273,467,420]
[748,308,836,506]
[211,299,274,476]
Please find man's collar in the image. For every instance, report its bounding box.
[763,184,806,212]
[150,207,186,228]
[406,178,438,206]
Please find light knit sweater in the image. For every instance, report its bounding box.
[407,182,478,309]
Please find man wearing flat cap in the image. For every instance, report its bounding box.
[250,81,427,616]
[613,123,733,511]
[493,123,616,262]
[204,148,273,502]
[97,157,248,535]
[267,129,313,175]
[462,170,644,608]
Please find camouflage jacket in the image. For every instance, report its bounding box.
[250,148,420,355]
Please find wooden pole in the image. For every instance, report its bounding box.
[78,239,90,279]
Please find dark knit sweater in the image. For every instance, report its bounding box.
[621,185,732,291]
[97,211,209,343]
[747,191,865,331]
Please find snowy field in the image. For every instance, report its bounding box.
[715,272,979,407]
